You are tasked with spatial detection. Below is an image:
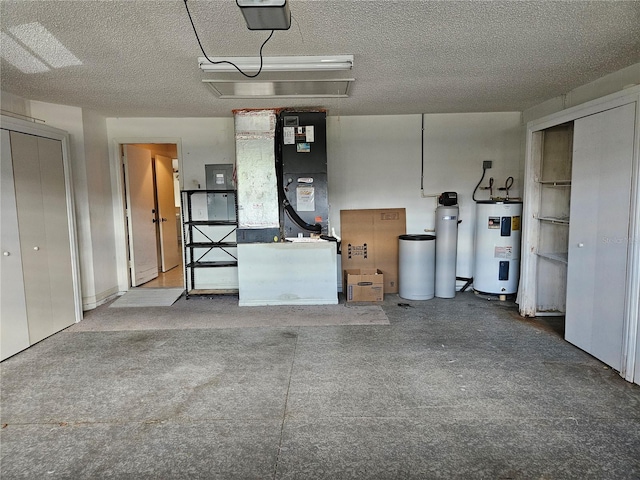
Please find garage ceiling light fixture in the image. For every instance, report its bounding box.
[198,55,354,73]
[203,78,354,98]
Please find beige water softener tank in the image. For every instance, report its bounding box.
[435,205,459,298]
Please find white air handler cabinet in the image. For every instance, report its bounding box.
[519,87,640,385]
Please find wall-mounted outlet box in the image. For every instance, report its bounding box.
[483,160,493,169]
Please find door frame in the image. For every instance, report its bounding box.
[519,85,640,383]
[111,137,183,292]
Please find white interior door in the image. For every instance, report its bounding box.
[565,103,635,371]
[10,132,76,343]
[38,136,76,333]
[11,131,54,343]
[124,145,158,286]
[155,154,180,272]
[1,129,30,360]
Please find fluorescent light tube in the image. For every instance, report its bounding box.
[199,55,354,73]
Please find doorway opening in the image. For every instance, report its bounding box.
[121,143,183,289]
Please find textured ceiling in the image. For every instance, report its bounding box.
[1,0,639,118]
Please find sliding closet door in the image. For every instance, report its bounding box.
[38,136,76,332]
[1,130,30,360]
[10,131,75,344]
[11,132,52,343]
[565,102,635,371]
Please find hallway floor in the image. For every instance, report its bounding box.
[1,292,639,479]
[139,262,184,289]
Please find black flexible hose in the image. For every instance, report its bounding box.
[498,176,515,199]
[184,0,274,78]
[284,201,321,233]
[472,167,487,202]
[505,176,513,199]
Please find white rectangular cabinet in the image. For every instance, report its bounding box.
[519,88,640,384]
[1,118,81,361]
[237,242,338,306]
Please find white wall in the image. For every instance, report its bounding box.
[327,115,423,228]
[82,109,119,304]
[28,101,120,309]
[328,113,523,283]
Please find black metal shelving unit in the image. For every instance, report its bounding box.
[181,189,238,298]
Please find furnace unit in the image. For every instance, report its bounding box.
[277,111,328,238]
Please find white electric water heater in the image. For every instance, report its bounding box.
[473,200,523,295]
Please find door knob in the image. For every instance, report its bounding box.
[3,252,9,256]
[152,218,158,223]
[161,218,167,222]
[33,246,40,251]
[577,243,584,248]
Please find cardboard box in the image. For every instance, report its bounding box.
[344,269,384,302]
[340,208,406,293]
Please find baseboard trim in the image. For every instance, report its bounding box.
[82,287,122,311]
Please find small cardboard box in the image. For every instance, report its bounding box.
[344,268,384,303]
[340,208,406,293]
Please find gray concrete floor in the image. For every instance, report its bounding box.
[1,292,639,479]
